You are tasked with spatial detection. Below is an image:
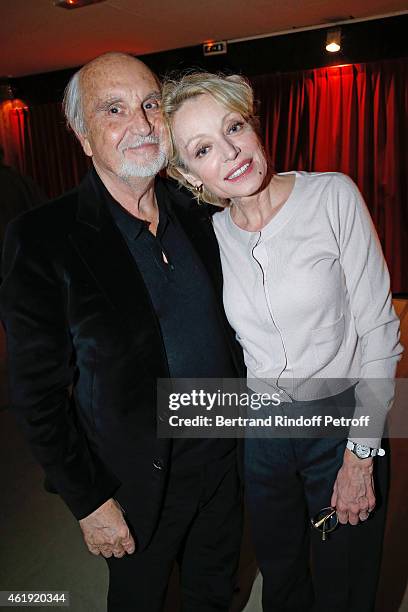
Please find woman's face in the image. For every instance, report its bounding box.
[171,93,267,200]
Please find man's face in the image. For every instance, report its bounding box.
[79,58,168,181]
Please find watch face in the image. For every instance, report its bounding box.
[355,444,371,458]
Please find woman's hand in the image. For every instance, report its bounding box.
[330,448,376,525]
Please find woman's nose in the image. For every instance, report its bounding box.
[223,140,240,162]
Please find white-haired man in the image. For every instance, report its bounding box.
[0,52,243,612]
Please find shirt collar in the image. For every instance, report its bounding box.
[90,168,172,241]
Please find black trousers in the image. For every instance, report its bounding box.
[244,392,389,612]
[106,452,242,612]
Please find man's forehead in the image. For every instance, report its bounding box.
[90,83,160,104]
[81,59,159,104]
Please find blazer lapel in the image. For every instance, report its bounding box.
[68,171,159,329]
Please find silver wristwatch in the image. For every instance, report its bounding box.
[346,440,385,458]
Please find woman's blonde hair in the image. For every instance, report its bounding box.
[161,71,258,205]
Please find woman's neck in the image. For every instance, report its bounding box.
[230,173,296,232]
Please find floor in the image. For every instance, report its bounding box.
[0,298,407,612]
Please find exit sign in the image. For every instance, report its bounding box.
[203,41,227,56]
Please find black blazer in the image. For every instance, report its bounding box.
[0,171,244,550]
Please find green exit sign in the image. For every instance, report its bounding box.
[203,41,227,56]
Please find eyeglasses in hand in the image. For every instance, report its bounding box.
[310,506,339,542]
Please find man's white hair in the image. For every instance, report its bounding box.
[63,70,85,136]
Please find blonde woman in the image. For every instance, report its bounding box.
[161,72,402,612]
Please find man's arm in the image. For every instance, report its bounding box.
[0,217,133,554]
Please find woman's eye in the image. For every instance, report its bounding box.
[228,121,244,134]
[195,146,210,158]
[108,106,120,115]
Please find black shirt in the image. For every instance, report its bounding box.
[98,174,236,468]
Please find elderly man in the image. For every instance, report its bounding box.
[0,53,243,612]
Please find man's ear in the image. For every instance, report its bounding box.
[76,131,93,158]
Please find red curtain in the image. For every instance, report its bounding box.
[22,103,91,198]
[0,57,406,290]
[0,100,27,172]
[0,101,90,199]
[252,57,408,293]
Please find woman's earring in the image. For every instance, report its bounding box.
[194,184,203,194]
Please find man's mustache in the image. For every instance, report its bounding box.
[119,135,161,152]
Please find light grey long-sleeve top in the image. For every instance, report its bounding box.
[213,171,403,446]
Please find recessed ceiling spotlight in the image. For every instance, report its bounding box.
[325,28,341,53]
[54,0,106,9]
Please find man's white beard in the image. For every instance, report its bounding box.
[119,148,167,178]
[118,136,168,179]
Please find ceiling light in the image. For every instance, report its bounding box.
[54,0,106,9]
[325,28,341,53]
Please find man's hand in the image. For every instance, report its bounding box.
[79,498,136,558]
[331,448,376,525]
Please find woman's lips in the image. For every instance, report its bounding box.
[224,159,253,182]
